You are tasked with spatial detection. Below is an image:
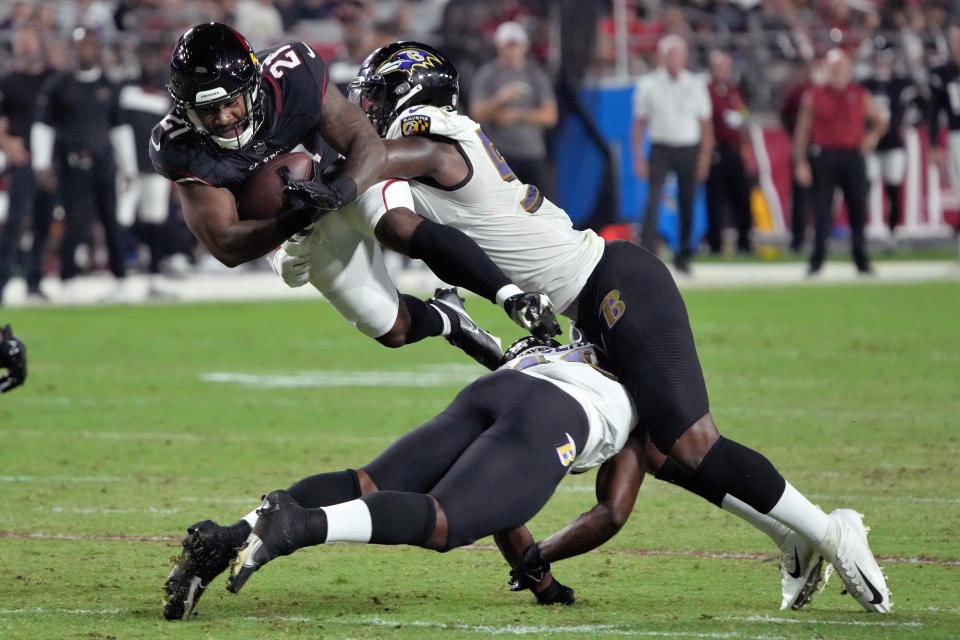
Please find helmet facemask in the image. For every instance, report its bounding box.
[175,80,263,150]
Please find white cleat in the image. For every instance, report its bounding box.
[818,509,891,613]
[778,527,827,610]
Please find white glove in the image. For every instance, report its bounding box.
[269,227,314,288]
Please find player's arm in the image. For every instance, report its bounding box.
[316,84,386,201]
[861,92,888,154]
[177,180,309,267]
[539,436,645,561]
[374,181,560,340]
[792,91,814,187]
[381,137,468,186]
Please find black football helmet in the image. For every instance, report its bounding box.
[348,41,459,136]
[167,23,264,149]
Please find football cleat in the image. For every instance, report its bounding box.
[818,509,891,613]
[227,490,306,594]
[162,519,249,620]
[429,288,503,371]
[778,527,827,610]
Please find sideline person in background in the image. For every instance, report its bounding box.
[793,48,887,276]
[31,28,137,302]
[469,21,558,190]
[705,50,752,256]
[633,34,713,274]
[0,27,56,304]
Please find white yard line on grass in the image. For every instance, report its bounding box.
[200,365,485,389]
[726,615,922,628]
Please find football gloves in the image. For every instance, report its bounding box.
[508,543,550,592]
[0,324,26,393]
[507,543,575,605]
[269,227,315,288]
[280,162,357,213]
[504,292,561,341]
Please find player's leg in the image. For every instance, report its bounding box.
[882,149,905,237]
[227,371,588,593]
[728,147,754,253]
[640,145,669,251]
[673,146,698,271]
[808,152,839,274]
[576,241,889,612]
[305,216,502,367]
[92,160,127,282]
[704,149,725,254]
[58,166,94,284]
[26,173,55,297]
[0,167,31,302]
[839,153,871,273]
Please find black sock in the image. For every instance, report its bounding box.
[401,294,445,343]
[362,491,436,546]
[225,520,253,546]
[692,437,786,514]
[655,458,725,507]
[409,218,511,303]
[286,469,361,508]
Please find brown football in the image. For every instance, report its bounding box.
[237,151,314,220]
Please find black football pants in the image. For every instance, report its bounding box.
[59,155,126,280]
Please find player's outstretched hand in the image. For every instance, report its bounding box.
[508,543,550,592]
[279,163,357,213]
[0,324,26,393]
[504,292,561,341]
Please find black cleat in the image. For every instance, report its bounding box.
[428,287,503,371]
[227,490,308,594]
[163,519,249,620]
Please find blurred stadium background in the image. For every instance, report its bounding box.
[0,0,958,305]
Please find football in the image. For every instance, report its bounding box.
[237,151,315,220]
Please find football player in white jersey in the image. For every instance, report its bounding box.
[165,337,643,613]
[275,42,890,614]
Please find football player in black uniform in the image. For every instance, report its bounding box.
[344,42,888,613]
[0,324,26,393]
[150,23,558,362]
[863,43,919,243]
[928,24,960,190]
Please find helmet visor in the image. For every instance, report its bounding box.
[348,76,389,135]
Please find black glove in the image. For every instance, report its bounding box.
[508,543,550,592]
[280,163,357,213]
[504,292,562,341]
[0,324,26,393]
[535,578,575,605]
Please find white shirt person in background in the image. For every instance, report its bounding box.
[632,35,713,274]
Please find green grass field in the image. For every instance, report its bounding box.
[1,281,958,639]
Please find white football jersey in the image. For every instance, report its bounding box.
[501,343,636,472]
[385,106,605,314]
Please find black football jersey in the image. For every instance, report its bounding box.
[928,62,960,142]
[149,42,338,198]
[0,69,52,138]
[862,76,918,151]
[36,70,125,157]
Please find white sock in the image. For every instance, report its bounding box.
[766,481,829,544]
[433,306,452,336]
[241,509,259,529]
[321,499,373,543]
[495,284,523,307]
[721,494,790,547]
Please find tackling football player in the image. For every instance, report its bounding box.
[150,23,560,370]
[277,41,891,614]
[165,337,640,617]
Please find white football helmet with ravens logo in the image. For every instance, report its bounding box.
[347,41,459,136]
